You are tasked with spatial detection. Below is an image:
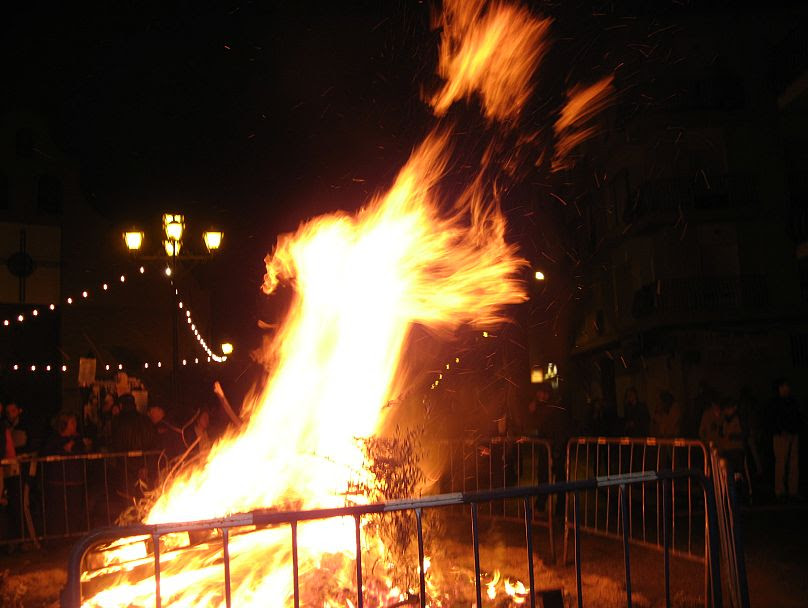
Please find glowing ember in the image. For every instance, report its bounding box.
[552,76,615,171]
[78,0,593,605]
[430,0,550,122]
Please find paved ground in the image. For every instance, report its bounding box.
[0,503,806,606]
[742,503,808,608]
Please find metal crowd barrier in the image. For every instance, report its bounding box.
[562,437,711,606]
[709,447,750,608]
[1,450,164,546]
[63,470,725,608]
[440,436,556,557]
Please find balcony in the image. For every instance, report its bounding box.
[625,174,757,223]
[633,274,770,320]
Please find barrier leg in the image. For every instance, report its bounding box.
[416,509,427,608]
[574,491,584,608]
[524,498,536,608]
[620,485,632,608]
[354,515,363,608]
[471,503,483,608]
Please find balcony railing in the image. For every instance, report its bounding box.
[633,275,769,318]
[626,174,757,222]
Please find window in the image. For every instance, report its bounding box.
[0,172,7,209]
[15,128,34,158]
[791,333,808,367]
[37,174,62,214]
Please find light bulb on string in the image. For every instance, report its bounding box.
[32,309,38,316]
[103,284,108,291]
[82,291,88,298]
[61,365,67,372]
[120,275,125,282]
[49,304,55,310]
[139,266,145,274]
[67,297,72,304]
[17,314,23,322]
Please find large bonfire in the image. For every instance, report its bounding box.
[81,1,613,605]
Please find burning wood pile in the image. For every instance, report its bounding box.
[77,1,614,605]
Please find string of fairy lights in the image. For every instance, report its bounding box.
[427,331,496,391]
[1,265,228,373]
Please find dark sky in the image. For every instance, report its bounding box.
[6,3,435,223]
[4,2,443,348]
[6,2,803,355]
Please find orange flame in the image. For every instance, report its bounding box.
[430,0,550,122]
[84,130,526,607]
[81,0,552,604]
[552,75,615,171]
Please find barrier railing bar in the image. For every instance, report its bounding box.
[641,443,647,543]
[606,443,612,534]
[687,446,693,556]
[663,478,672,608]
[462,442,467,494]
[152,532,162,608]
[0,450,163,466]
[64,471,723,608]
[584,442,590,528]
[574,490,583,608]
[124,456,130,502]
[291,521,300,608]
[627,443,634,540]
[83,459,91,532]
[39,469,47,537]
[619,485,632,608]
[489,438,494,518]
[415,508,426,608]
[703,476,724,608]
[671,447,676,554]
[655,447,661,546]
[471,502,483,608]
[354,514,363,608]
[725,475,750,608]
[523,497,536,608]
[595,443,600,531]
[222,527,232,608]
[103,458,111,526]
[449,441,455,494]
[62,460,69,536]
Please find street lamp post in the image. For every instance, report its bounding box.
[123,215,224,410]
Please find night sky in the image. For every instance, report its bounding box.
[4,3,449,347]
[5,2,801,353]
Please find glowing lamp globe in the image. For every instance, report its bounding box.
[163,213,185,242]
[203,231,223,252]
[124,231,144,251]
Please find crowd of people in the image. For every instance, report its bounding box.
[517,377,803,503]
[0,389,218,551]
